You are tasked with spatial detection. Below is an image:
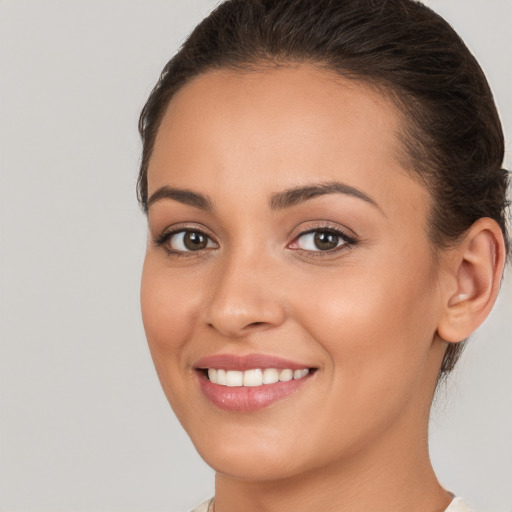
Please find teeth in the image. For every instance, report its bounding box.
[294,369,309,379]
[207,368,310,387]
[243,369,263,387]
[217,369,226,385]
[226,370,243,387]
[279,369,293,382]
[262,368,279,384]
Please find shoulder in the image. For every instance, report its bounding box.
[445,497,475,512]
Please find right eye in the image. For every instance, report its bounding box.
[156,229,217,254]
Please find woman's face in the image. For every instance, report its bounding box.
[141,65,447,480]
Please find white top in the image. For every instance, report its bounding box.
[190,496,473,512]
[190,500,211,512]
[446,497,474,512]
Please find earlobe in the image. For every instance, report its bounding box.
[437,218,506,343]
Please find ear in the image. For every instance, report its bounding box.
[437,218,506,343]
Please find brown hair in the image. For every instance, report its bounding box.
[138,0,510,376]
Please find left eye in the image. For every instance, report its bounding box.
[166,230,217,252]
[292,230,349,252]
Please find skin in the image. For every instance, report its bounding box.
[140,65,504,512]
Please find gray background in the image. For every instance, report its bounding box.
[0,1,510,511]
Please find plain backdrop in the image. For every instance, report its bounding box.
[0,1,510,511]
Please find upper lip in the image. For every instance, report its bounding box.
[194,353,314,371]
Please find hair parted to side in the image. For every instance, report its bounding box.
[138,0,510,376]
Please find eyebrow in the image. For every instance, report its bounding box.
[146,186,214,212]
[146,181,381,214]
[269,182,382,213]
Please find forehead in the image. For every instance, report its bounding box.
[148,64,426,218]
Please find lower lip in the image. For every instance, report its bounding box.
[197,372,312,412]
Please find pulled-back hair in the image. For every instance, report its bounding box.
[138,0,510,376]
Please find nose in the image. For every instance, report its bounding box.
[204,251,286,338]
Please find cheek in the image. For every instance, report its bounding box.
[140,254,212,424]
[140,255,198,375]
[279,259,440,457]
[290,251,440,391]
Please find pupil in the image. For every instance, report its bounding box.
[314,231,338,250]
[184,232,207,250]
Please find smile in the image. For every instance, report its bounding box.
[207,368,310,387]
[195,354,316,411]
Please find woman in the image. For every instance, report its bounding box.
[137,1,509,511]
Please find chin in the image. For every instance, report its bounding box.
[198,442,312,482]
[182,412,352,484]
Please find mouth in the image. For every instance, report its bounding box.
[202,367,311,386]
[194,354,317,412]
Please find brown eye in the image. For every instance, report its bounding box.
[167,230,216,252]
[183,231,207,250]
[313,231,339,250]
[291,229,354,252]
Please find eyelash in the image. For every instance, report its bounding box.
[154,224,358,258]
[154,227,218,258]
[289,225,358,258]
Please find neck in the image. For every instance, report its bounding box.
[213,406,451,512]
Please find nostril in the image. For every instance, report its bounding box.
[247,321,265,328]
[205,299,286,336]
